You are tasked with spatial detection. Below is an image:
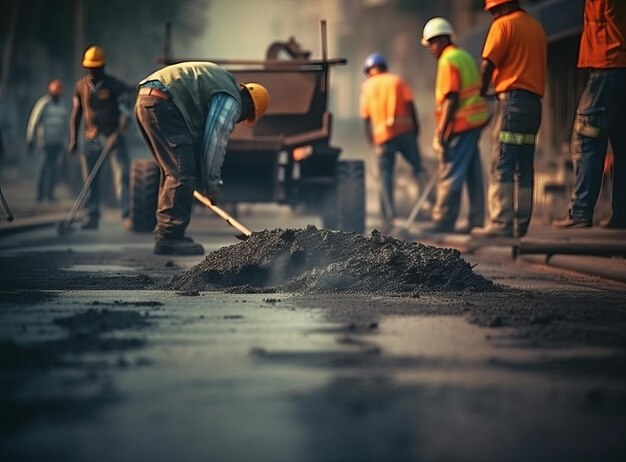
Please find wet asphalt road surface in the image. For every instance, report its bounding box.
[1,207,626,462]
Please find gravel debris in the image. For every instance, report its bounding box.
[166,226,494,295]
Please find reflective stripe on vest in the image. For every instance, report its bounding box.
[499,130,536,145]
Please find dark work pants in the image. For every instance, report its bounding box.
[377,132,425,218]
[570,68,626,221]
[80,134,129,222]
[488,90,541,228]
[37,143,63,201]
[135,94,197,240]
[491,91,541,184]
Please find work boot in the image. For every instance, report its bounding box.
[601,215,626,229]
[123,217,133,231]
[81,218,99,230]
[154,236,204,256]
[473,181,514,237]
[552,214,592,229]
[422,221,455,234]
[471,221,513,238]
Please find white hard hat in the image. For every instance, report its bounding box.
[421,17,455,46]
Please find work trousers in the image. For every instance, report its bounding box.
[488,89,541,227]
[432,127,485,227]
[135,94,198,240]
[36,143,63,201]
[377,131,424,218]
[80,133,129,222]
[570,68,626,222]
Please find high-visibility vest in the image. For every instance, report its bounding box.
[436,45,489,134]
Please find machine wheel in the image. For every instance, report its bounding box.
[322,160,365,233]
[129,159,160,233]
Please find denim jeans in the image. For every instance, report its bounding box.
[570,68,626,221]
[80,133,129,222]
[377,131,424,217]
[432,127,485,227]
[135,94,198,240]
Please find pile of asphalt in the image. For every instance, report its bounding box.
[166,226,494,295]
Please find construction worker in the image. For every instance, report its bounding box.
[68,45,133,230]
[135,62,270,255]
[26,79,68,202]
[421,18,489,233]
[359,52,433,227]
[553,0,626,229]
[472,0,546,238]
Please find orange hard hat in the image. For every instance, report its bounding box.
[240,82,270,127]
[82,45,106,68]
[48,79,63,96]
[484,0,514,10]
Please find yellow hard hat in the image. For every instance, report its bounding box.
[240,82,270,127]
[82,45,106,69]
[48,79,63,96]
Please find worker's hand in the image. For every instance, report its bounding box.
[26,142,34,156]
[432,135,447,162]
[68,141,78,157]
[374,145,384,158]
[204,180,223,204]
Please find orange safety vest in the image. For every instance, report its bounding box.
[435,45,489,135]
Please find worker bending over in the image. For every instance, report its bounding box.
[135,62,270,255]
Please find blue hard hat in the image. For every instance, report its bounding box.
[363,52,387,75]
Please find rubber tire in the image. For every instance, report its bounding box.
[322,160,365,234]
[129,159,160,233]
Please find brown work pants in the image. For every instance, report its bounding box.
[135,94,198,240]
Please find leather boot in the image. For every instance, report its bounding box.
[471,182,514,238]
[154,236,204,255]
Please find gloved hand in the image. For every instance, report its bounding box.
[432,135,447,163]
[205,180,223,204]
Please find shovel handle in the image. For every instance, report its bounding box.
[193,190,252,237]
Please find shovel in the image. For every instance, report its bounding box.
[401,173,437,231]
[193,190,252,240]
[57,133,117,236]
[0,186,14,222]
